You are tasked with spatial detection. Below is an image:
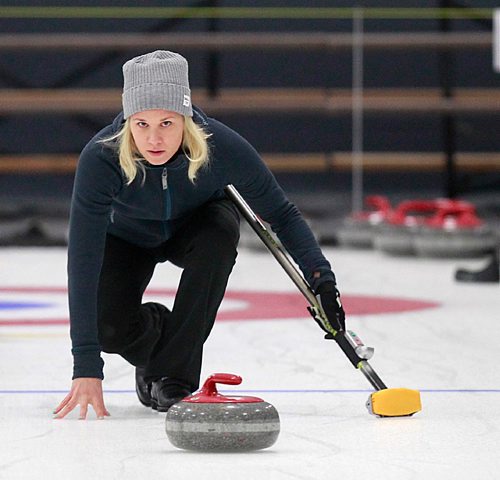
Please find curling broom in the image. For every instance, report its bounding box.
[225,184,421,417]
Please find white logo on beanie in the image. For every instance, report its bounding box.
[183,94,191,107]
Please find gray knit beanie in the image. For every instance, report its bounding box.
[122,50,193,119]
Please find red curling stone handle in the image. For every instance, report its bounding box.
[183,373,264,403]
[200,373,242,396]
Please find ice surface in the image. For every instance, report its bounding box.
[0,247,499,480]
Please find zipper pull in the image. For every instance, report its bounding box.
[161,168,168,190]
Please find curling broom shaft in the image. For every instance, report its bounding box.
[224,184,387,391]
[224,185,317,306]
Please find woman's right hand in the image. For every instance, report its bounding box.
[53,377,111,420]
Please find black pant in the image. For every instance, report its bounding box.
[97,199,240,391]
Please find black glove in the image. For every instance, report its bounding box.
[315,281,346,334]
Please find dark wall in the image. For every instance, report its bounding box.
[0,1,499,192]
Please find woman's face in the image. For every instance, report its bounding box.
[129,109,185,165]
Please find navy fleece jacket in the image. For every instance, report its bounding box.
[68,106,335,379]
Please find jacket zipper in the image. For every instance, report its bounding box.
[162,168,171,238]
[162,168,168,190]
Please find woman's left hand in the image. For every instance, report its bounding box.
[315,281,346,334]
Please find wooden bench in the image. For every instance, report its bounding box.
[1,88,499,114]
[1,152,499,174]
[0,32,491,52]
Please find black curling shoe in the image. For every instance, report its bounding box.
[150,378,192,412]
[455,249,500,283]
[135,367,152,407]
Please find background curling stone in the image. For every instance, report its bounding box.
[337,195,392,248]
[414,201,497,258]
[373,199,438,256]
[165,373,280,452]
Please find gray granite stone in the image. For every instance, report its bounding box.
[165,401,280,451]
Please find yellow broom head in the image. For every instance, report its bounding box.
[366,388,422,417]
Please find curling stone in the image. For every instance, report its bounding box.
[0,218,32,246]
[165,373,280,452]
[414,201,498,258]
[373,199,439,255]
[337,195,392,248]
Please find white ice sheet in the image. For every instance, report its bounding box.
[0,247,499,480]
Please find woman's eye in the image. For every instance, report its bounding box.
[137,122,148,128]
[161,121,172,127]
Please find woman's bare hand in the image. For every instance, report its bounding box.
[53,378,110,420]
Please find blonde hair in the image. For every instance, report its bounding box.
[101,116,211,185]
